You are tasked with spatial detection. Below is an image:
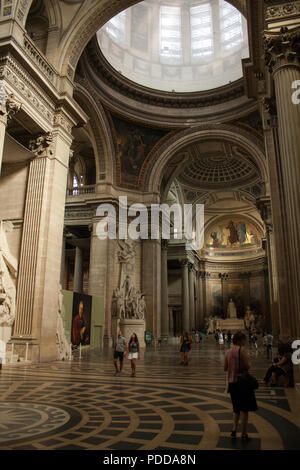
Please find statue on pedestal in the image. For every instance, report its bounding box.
[227,298,237,319]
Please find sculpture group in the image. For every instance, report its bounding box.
[112,239,147,321]
[0,221,18,328]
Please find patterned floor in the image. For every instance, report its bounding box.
[0,337,299,450]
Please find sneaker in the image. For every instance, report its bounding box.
[241,434,251,442]
[231,431,237,440]
[114,371,119,376]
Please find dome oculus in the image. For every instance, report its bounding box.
[97,0,249,93]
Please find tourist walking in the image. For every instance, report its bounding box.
[113,330,127,376]
[128,333,140,377]
[219,330,225,349]
[224,331,258,442]
[180,332,191,366]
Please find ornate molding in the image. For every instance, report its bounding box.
[0,82,21,119]
[0,55,54,125]
[83,39,246,110]
[265,1,300,21]
[29,133,54,158]
[265,27,300,72]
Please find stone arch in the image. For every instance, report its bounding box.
[73,82,116,184]
[143,123,268,197]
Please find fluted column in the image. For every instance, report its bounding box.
[161,240,169,340]
[188,263,195,331]
[181,260,189,333]
[265,27,300,337]
[73,246,83,293]
[169,308,174,337]
[88,219,115,347]
[257,197,279,334]
[142,239,161,340]
[13,129,72,361]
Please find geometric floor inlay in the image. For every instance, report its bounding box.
[0,337,299,450]
[0,402,71,444]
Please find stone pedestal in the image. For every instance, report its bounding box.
[0,326,14,364]
[119,319,146,347]
[219,319,245,331]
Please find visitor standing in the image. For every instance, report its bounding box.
[128,333,140,377]
[113,330,127,376]
[224,331,258,442]
[180,332,191,366]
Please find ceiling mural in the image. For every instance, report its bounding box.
[108,113,169,187]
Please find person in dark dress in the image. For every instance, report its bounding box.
[179,332,191,366]
[224,331,258,442]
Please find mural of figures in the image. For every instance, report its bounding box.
[111,114,168,186]
[71,293,92,346]
[206,218,262,252]
[226,220,239,245]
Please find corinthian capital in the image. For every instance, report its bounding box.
[265,27,300,72]
[29,132,54,158]
[0,91,21,120]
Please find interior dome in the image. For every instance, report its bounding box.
[97,0,249,93]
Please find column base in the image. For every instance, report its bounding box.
[103,335,113,348]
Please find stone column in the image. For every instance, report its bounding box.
[60,229,66,287]
[169,308,174,337]
[13,128,72,362]
[0,87,21,174]
[181,260,189,333]
[188,263,195,331]
[257,197,279,334]
[142,239,161,341]
[161,240,169,340]
[73,246,83,294]
[88,219,115,347]
[265,27,300,336]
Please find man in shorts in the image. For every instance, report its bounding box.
[113,330,127,376]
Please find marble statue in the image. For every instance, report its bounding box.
[227,298,237,319]
[112,240,146,321]
[0,221,18,327]
[117,239,136,264]
[56,283,71,361]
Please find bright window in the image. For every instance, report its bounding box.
[106,10,126,45]
[220,0,243,50]
[190,3,213,60]
[160,6,182,62]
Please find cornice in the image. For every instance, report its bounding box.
[76,37,257,127]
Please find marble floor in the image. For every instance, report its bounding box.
[0,337,300,451]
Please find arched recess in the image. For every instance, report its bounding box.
[14,0,248,77]
[24,0,62,56]
[73,83,116,184]
[142,123,268,197]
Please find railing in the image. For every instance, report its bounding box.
[23,34,58,85]
[67,185,96,196]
